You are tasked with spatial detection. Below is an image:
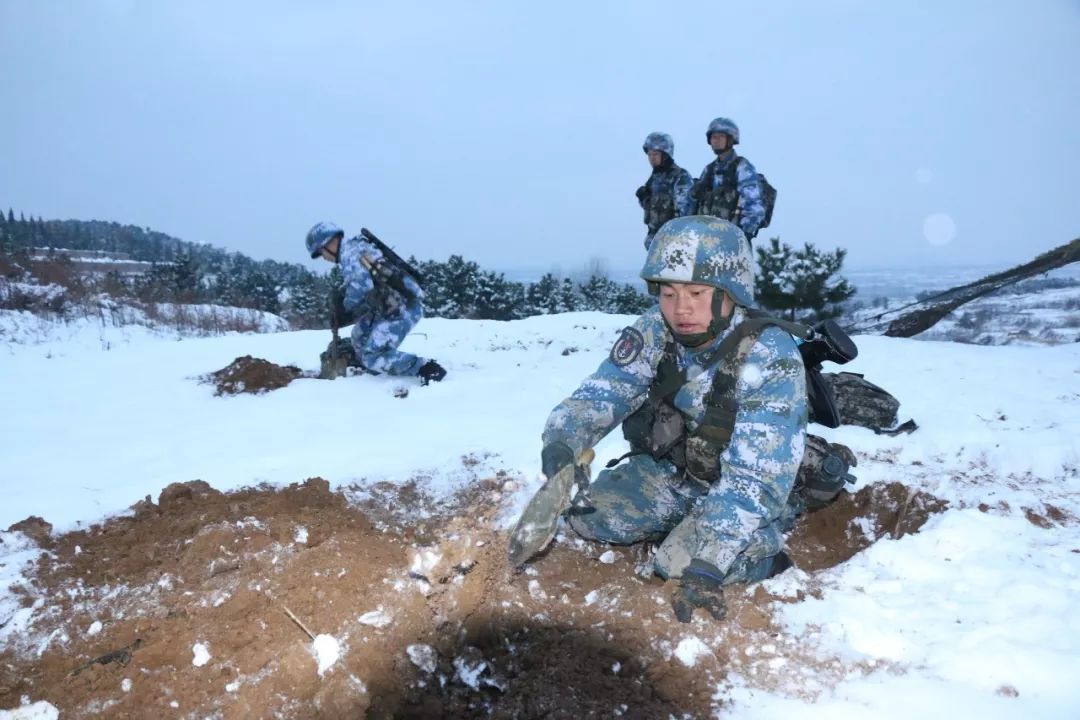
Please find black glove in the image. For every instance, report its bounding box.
[635,185,650,202]
[417,359,447,385]
[689,181,705,201]
[671,560,727,623]
[540,441,574,481]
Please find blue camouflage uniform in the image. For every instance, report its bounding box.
[337,234,428,375]
[541,216,806,583]
[693,151,766,240]
[639,132,694,249]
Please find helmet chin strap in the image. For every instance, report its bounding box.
[667,293,733,347]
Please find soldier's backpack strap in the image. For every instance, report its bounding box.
[684,311,811,485]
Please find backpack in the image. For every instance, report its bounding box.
[722,159,777,233]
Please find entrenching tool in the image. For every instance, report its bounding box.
[319,290,349,380]
[507,448,594,567]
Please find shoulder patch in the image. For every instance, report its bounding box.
[610,327,644,367]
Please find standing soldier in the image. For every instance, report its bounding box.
[306,221,447,384]
[691,117,767,243]
[636,132,694,250]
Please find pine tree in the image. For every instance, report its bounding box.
[557,278,578,313]
[170,252,203,300]
[474,270,524,320]
[578,274,619,312]
[283,270,327,328]
[755,237,856,321]
[523,273,561,316]
[613,283,652,314]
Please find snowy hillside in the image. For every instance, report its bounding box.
[1,311,1078,718]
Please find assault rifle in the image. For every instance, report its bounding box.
[360,228,425,288]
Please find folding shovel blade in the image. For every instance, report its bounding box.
[507,464,576,568]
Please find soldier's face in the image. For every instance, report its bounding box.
[647,150,664,167]
[659,282,716,337]
[708,133,729,153]
[319,236,342,262]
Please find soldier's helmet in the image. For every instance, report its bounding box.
[706,117,740,145]
[640,215,754,306]
[642,132,675,157]
[306,221,345,259]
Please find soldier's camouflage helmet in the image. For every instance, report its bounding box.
[706,117,740,145]
[306,221,345,259]
[642,132,675,157]
[640,215,754,306]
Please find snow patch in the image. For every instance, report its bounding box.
[358,608,393,628]
[675,637,712,667]
[407,644,437,674]
[191,642,211,667]
[0,701,60,720]
[313,634,340,676]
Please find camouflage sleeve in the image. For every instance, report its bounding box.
[708,328,807,567]
[674,168,695,217]
[340,236,377,311]
[736,158,765,236]
[401,273,424,302]
[541,310,667,457]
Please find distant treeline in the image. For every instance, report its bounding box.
[0,209,652,327]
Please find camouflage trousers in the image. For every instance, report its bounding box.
[567,454,799,583]
[349,294,426,376]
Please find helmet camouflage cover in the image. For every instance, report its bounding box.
[706,117,740,145]
[640,215,754,306]
[642,131,675,157]
[306,221,345,259]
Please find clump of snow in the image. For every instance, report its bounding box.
[598,550,618,564]
[225,681,239,692]
[358,608,393,628]
[453,654,487,690]
[191,642,211,667]
[0,701,60,720]
[675,637,712,668]
[0,532,44,645]
[293,526,308,544]
[527,579,547,600]
[407,644,437,674]
[410,548,442,578]
[86,620,103,636]
[121,678,132,692]
[312,634,340,676]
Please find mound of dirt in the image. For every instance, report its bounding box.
[0,478,947,719]
[207,355,304,396]
[787,481,949,573]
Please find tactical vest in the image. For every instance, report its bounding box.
[618,312,860,506]
[694,157,743,223]
[620,312,810,487]
[643,167,684,237]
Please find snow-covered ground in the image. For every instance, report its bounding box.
[1,308,1078,718]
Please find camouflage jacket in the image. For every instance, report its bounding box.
[543,306,807,554]
[639,163,694,238]
[692,152,765,237]
[339,235,424,312]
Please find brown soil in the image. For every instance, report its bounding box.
[1,479,945,719]
[205,356,305,396]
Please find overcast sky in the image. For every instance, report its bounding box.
[2,1,1078,275]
